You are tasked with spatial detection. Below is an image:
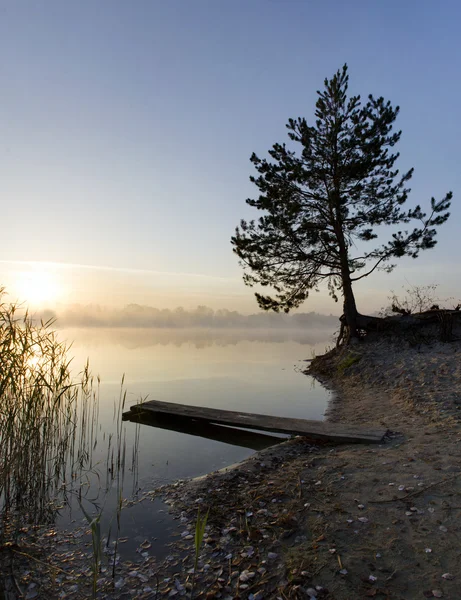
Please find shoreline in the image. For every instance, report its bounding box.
[151,336,461,599]
[8,336,461,598]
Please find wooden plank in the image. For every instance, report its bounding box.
[123,411,283,450]
[124,400,387,444]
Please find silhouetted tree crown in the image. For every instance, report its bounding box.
[231,65,452,337]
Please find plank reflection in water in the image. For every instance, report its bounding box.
[123,411,284,451]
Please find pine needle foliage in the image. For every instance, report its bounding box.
[232,65,452,335]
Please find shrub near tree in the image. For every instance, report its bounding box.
[232,65,452,341]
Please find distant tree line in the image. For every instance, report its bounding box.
[37,304,338,329]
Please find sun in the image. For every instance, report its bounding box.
[15,269,62,307]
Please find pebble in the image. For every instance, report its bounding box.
[239,570,255,583]
[241,547,254,558]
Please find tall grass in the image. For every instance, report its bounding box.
[0,290,98,534]
[0,287,139,588]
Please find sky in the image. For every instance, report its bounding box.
[0,0,460,316]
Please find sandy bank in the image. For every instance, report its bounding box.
[152,337,461,599]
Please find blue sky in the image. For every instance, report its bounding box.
[0,0,460,313]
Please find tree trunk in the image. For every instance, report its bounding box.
[334,221,359,340]
[341,269,359,340]
[331,153,359,339]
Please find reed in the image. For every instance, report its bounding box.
[0,288,140,596]
[78,498,102,597]
[0,289,95,532]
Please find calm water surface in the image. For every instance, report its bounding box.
[58,327,334,556]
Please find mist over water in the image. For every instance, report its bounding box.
[39,303,339,331]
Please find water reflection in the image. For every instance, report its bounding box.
[124,411,284,450]
[56,326,333,560]
[59,326,335,350]
[62,327,333,487]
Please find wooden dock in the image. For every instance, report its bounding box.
[123,411,283,450]
[123,399,387,444]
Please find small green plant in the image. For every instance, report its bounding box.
[190,508,209,598]
[337,353,361,374]
[78,499,102,598]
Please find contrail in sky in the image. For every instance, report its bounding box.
[0,260,237,282]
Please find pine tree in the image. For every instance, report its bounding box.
[231,65,452,339]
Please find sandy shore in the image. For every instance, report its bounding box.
[151,337,461,599]
[7,336,461,599]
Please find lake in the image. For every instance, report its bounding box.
[56,326,335,557]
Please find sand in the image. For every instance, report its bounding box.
[153,336,461,599]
